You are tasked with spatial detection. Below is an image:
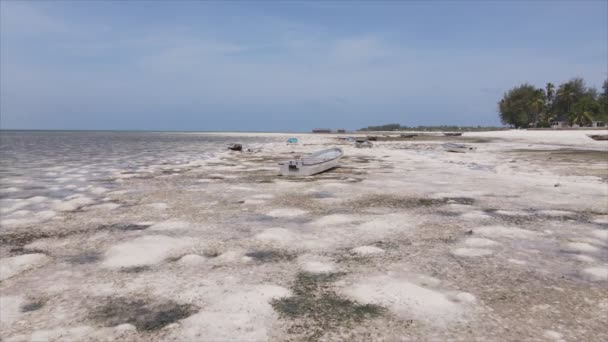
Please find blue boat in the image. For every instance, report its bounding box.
[287,138,298,144]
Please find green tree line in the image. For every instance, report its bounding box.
[358,124,505,132]
[498,78,608,128]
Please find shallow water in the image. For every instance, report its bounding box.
[0,131,274,200]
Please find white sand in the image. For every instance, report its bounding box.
[172,285,290,341]
[255,228,298,246]
[266,208,308,218]
[562,242,600,253]
[474,225,538,239]
[311,214,357,226]
[590,229,608,240]
[451,247,494,257]
[0,254,51,281]
[583,266,608,281]
[0,296,24,325]
[464,237,499,247]
[575,255,596,263]
[178,254,207,265]
[543,330,564,341]
[494,210,532,217]
[296,254,338,275]
[149,220,191,231]
[146,202,169,210]
[101,235,193,269]
[508,258,528,265]
[350,246,385,256]
[344,274,467,325]
[52,196,95,211]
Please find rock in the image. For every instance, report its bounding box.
[228,144,242,151]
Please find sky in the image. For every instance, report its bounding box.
[1,0,607,132]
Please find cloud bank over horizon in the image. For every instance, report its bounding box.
[1,1,606,131]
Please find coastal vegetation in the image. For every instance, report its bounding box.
[359,124,505,132]
[360,78,607,131]
[498,78,608,128]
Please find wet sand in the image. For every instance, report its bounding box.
[1,130,607,341]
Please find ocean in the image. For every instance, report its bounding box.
[0,130,276,206]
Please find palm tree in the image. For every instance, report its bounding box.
[556,78,586,121]
[529,96,545,127]
[557,86,576,116]
[570,110,593,126]
[546,82,555,106]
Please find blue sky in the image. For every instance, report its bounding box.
[1,0,606,131]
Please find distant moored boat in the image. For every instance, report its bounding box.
[588,134,608,141]
[442,143,476,153]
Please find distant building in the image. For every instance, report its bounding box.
[550,121,568,128]
[551,120,605,128]
[312,128,332,133]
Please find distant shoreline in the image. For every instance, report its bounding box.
[0,129,309,134]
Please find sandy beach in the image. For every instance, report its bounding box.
[1,130,607,341]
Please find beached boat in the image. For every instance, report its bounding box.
[443,132,463,136]
[442,143,476,153]
[355,139,373,148]
[287,137,298,144]
[279,148,343,176]
[588,134,608,141]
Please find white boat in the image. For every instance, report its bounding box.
[443,143,476,153]
[279,148,343,176]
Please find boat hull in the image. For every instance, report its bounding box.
[279,148,343,176]
[588,134,608,141]
[280,157,341,176]
[443,143,476,153]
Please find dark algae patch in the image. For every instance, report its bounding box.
[271,272,386,341]
[119,266,151,273]
[100,223,151,231]
[245,250,297,263]
[344,194,475,211]
[20,300,45,312]
[90,297,198,331]
[64,252,102,264]
[309,191,334,199]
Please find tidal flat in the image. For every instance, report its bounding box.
[1,130,607,341]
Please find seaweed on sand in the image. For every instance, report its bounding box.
[344,194,475,211]
[21,300,45,312]
[119,266,151,273]
[89,297,198,331]
[64,251,102,264]
[100,223,151,231]
[271,272,386,341]
[245,250,297,263]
